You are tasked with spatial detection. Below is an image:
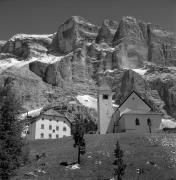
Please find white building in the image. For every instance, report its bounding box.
[26,109,72,140]
[98,82,162,134]
[112,91,162,133]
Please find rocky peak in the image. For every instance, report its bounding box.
[96,19,118,44]
[1,15,176,121]
[0,40,6,52]
[1,34,53,59]
[113,16,145,46]
[51,16,99,54]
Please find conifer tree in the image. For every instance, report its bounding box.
[113,140,126,180]
[0,83,23,180]
[73,114,86,164]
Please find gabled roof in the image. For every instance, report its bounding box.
[118,90,153,110]
[42,109,65,117]
[30,109,72,125]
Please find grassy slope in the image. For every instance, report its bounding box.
[14,133,176,180]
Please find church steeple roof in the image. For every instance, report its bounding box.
[98,81,112,91]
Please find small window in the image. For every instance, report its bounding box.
[103,94,108,100]
[49,125,52,130]
[49,119,52,122]
[56,126,59,131]
[64,121,66,123]
[42,117,44,120]
[56,134,59,139]
[49,134,52,139]
[135,118,140,126]
[63,127,67,131]
[57,120,59,123]
[41,124,44,129]
[25,123,29,126]
[53,129,55,133]
[40,133,44,138]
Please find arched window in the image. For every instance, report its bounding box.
[147,118,151,126]
[135,118,140,126]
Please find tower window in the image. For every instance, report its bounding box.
[63,127,67,131]
[56,134,59,139]
[49,125,52,130]
[41,124,44,129]
[135,118,140,126]
[103,94,108,100]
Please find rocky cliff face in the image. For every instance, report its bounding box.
[51,16,99,54]
[0,15,176,120]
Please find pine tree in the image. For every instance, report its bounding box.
[73,114,86,164]
[113,140,126,180]
[0,84,23,180]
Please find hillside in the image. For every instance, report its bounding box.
[1,16,176,121]
[14,133,176,180]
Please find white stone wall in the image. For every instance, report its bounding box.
[27,115,71,140]
[123,114,162,132]
[35,117,71,139]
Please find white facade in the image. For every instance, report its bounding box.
[119,113,162,132]
[98,82,114,134]
[113,91,162,133]
[27,110,71,140]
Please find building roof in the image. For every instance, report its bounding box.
[118,90,153,110]
[98,81,112,91]
[42,109,65,117]
[121,109,162,116]
[30,109,72,125]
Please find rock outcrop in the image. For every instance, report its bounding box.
[1,34,53,59]
[51,16,99,54]
[0,15,176,120]
[96,19,118,45]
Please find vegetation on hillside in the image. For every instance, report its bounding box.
[0,82,24,179]
[13,133,176,180]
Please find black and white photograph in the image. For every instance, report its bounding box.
[0,0,176,179]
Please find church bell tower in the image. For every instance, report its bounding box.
[97,81,114,134]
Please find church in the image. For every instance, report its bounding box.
[97,82,162,134]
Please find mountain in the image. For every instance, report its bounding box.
[1,15,176,121]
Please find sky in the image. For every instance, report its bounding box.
[0,0,175,40]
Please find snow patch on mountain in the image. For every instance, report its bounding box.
[132,68,148,75]
[0,54,64,72]
[10,34,53,41]
[76,95,97,110]
[20,107,43,119]
[37,55,63,64]
[76,95,119,110]
[160,119,176,129]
